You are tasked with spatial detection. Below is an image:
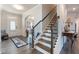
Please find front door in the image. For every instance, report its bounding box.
[7,17,20,37]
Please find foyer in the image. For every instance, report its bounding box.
[1,4,79,54]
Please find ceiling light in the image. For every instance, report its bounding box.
[73,8,76,11]
[31,16,34,20]
[12,4,24,10]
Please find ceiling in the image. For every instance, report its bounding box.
[66,4,79,13]
[66,4,79,18]
[2,4,37,14]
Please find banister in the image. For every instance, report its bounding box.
[50,13,57,54]
[32,6,57,49]
[33,6,56,29]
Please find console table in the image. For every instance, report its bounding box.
[62,31,75,53]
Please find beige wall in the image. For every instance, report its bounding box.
[1,10,22,37]
[42,4,56,32]
[42,4,56,18]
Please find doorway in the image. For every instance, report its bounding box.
[7,16,20,37]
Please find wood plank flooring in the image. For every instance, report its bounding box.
[2,35,79,54]
[60,35,79,54]
[1,36,42,54]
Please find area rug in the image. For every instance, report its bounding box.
[11,37,27,48]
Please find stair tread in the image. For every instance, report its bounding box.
[42,34,58,39]
[32,49,43,54]
[35,46,50,54]
[43,32,58,34]
[46,28,57,30]
[41,36,51,41]
[40,36,58,42]
[45,29,57,32]
[39,39,57,45]
[47,25,57,28]
[47,24,57,27]
[39,41,51,48]
[36,43,50,53]
[45,30,51,32]
[39,39,51,44]
[42,35,51,38]
[43,32,58,35]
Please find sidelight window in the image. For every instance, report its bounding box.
[10,21,16,31]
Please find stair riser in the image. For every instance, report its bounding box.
[42,35,58,39]
[45,30,58,33]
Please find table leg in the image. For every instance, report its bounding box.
[67,37,72,53]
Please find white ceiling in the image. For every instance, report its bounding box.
[66,4,79,13]
[2,4,37,14]
[66,4,79,18]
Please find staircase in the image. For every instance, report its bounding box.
[32,14,58,54]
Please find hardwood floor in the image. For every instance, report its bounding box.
[1,36,42,54]
[2,34,79,54]
[60,34,79,54]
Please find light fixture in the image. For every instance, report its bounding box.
[28,16,35,20]
[73,8,76,11]
[31,16,34,20]
[12,4,24,10]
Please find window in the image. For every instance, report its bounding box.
[10,21,16,30]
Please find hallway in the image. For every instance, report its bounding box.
[61,34,79,54]
[1,4,79,54]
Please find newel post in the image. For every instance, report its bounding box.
[50,24,53,54]
[32,27,34,48]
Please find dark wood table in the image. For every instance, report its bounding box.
[62,31,75,53]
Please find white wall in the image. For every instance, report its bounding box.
[54,4,67,54]
[42,4,56,32]
[0,5,2,53]
[67,12,79,32]
[76,18,79,33]
[22,5,42,37]
[22,4,56,38]
[1,10,22,37]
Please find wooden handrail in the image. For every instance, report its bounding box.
[33,7,56,29]
[33,20,42,29]
[50,13,57,54]
[32,6,57,49]
[50,24,53,54]
[32,27,34,48]
[42,7,56,22]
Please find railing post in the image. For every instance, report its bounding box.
[32,27,34,48]
[50,24,53,54]
[75,23,76,33]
